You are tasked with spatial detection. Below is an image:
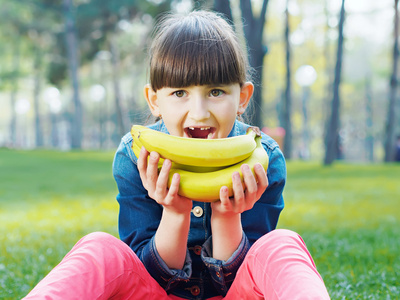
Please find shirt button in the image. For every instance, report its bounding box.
[192,206,203,217]
[190,285,201,296]
[193,245,202,255]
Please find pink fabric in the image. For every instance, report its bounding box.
[224,229,330,300]
[24,230,330,300]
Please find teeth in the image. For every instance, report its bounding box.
[188,126,211,131]
[207,133,213,139]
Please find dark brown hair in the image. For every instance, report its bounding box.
[149,10,249,91]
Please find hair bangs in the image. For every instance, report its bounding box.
[152,40,241,90]
[150,12,248,91]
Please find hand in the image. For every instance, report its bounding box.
[137,147,192,215]
[211,163,269,217]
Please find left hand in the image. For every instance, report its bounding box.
[211,163,269,216]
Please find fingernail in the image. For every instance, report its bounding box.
[163,159,171,168]
[242,164,250,172]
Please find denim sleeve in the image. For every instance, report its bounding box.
[241,135,286,244]
[200,232,251,296]
[112,134,191,291]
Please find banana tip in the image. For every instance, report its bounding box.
[247,126,261,137]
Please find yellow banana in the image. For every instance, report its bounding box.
[131,125,258,167]
[168,136,269,202]
[131,127,223,173]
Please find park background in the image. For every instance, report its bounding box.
[0,0,399,299]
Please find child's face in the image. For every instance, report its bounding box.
[144,83,253,139]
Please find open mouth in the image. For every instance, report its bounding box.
[185,127,216,139]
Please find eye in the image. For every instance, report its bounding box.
[173,90,186,98]
[210,89,224,97]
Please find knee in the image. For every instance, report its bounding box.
[264,228,302,242]
[276,229,299,238]
[73,232,130,257]
[250,229,306,254]
[71,232,137,265]
[79,231,119,245]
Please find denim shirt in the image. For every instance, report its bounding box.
[112,120,286,299]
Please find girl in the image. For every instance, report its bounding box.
[24,10,330,300]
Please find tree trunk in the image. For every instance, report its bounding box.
[324,0,346,165]
[384,0,399,162]
[9,39,20,147]
[282,0,292,159]
[110,36,129,137]
[240,0,269,128]
[63,0,83,149]
[33,45,44,148]
[213,0,233,22]
[365,75,374,162]
[322,0,334,154]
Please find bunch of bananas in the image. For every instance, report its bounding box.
[131,125,269,202]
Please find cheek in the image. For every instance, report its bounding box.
[158,106,187,136]
[213,104,238,133]
[216,102,239,120]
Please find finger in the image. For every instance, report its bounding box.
[231,171,245,205]
[167,172,180,198]
[155,159,172,197]
[254,163,269,198]
[219,186,233,212]
[163,172,181,206]
[241,164,257,199]
[146,151,161,191]
[137,147,149,187]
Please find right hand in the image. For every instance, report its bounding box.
[137,147,192,215]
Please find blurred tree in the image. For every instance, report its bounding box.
[0,0,31,147]
[213,0,270,128]
[213,0,233,22]
[282,0,293,159]
[324,0,346,165]
[73,0,172,139]
[0,0,65,148]
[63,0,82,149]
[37,0,172,147]
[240,0,269,128]
[384,0,399,162]
[9,41,20,147]
[32,36,44,148]
[322,0,333,155]
[365,75,374,162]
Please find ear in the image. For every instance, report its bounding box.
[143,84,160,117]
[237,82,254,115]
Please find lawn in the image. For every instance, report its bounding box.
[0,149,399,299]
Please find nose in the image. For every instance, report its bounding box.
[188,95,210,121]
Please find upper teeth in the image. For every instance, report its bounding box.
[189,127,210,130]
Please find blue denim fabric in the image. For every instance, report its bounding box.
[112,120,286,299]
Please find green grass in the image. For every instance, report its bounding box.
[1,149,399,299]
[278,162,400,299]
[0,149,119,299]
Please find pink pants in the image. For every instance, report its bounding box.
[24,229,330,300]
